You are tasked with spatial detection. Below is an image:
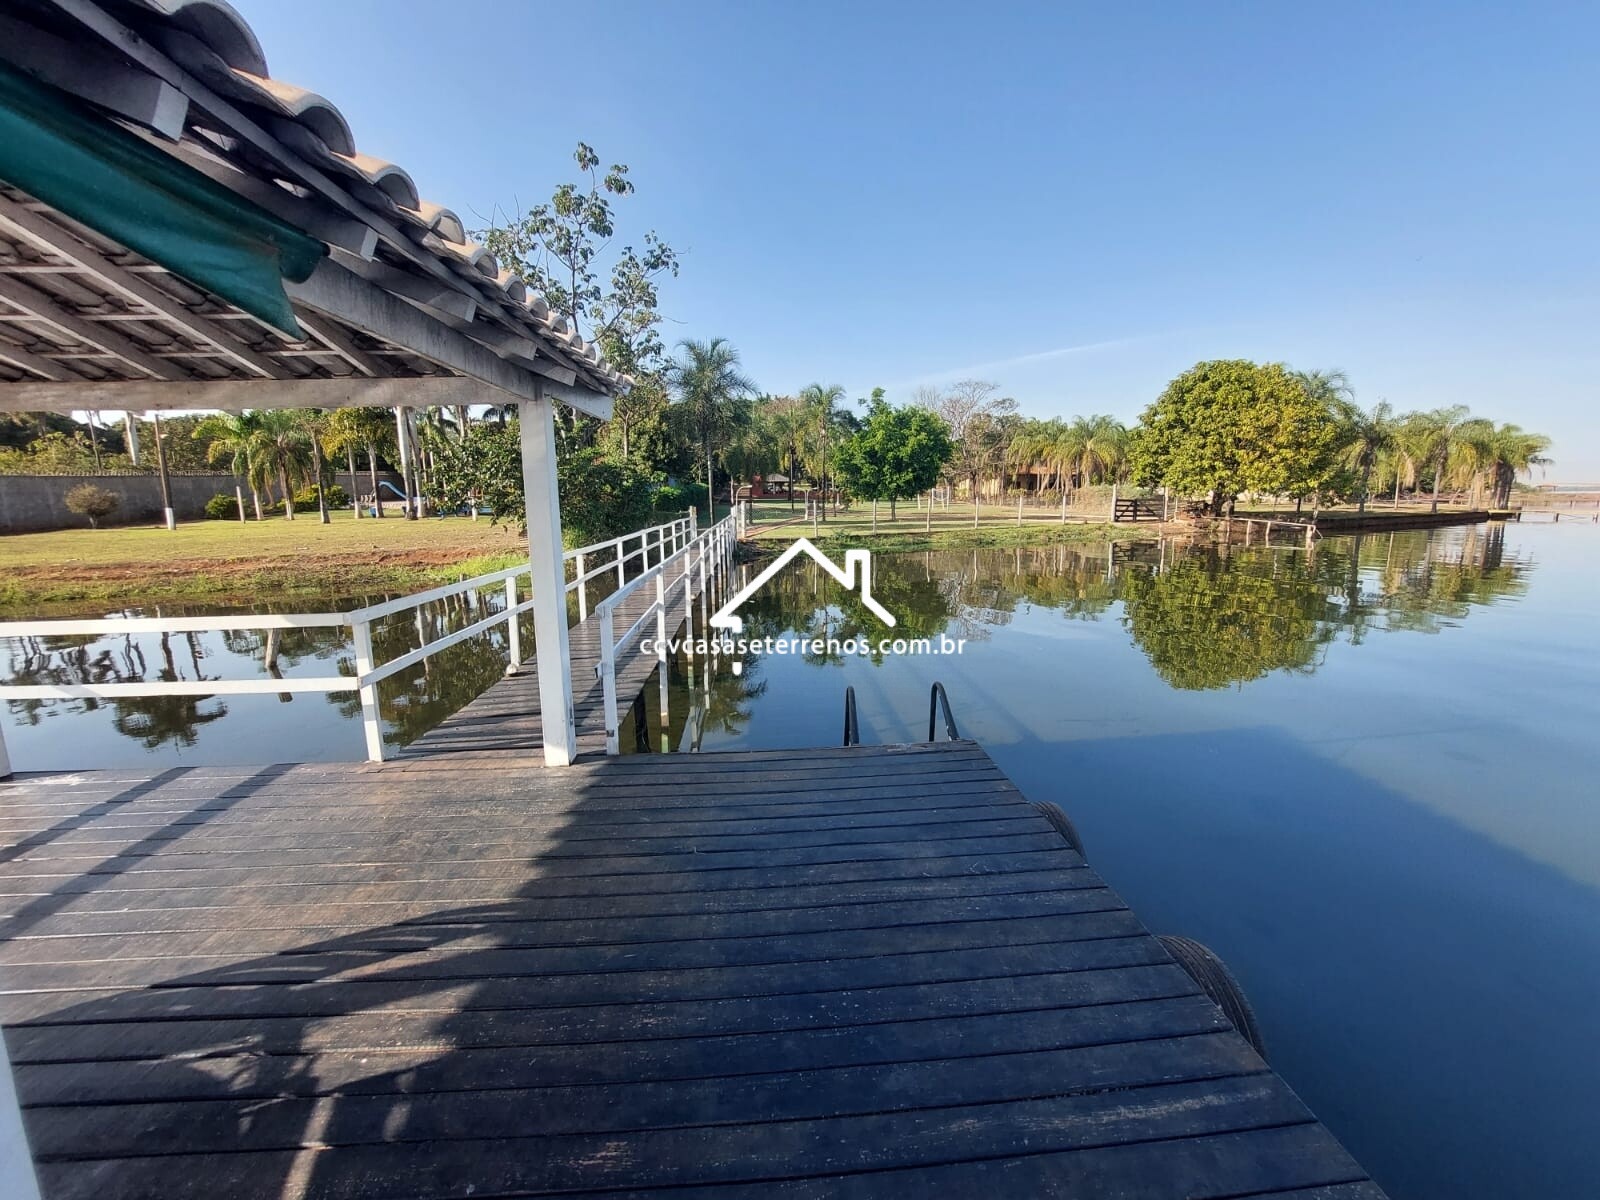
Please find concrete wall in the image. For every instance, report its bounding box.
[0,472,403,534]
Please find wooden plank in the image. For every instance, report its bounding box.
[20,1034,1269,1158]
[0,865,1087,938]
[1,955,1190,1029]
[0,885,1123,975]
[11,991,1230,1085]
[0,739,1377,1198]
[28,1077,1321,1199]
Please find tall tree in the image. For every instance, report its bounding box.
[248,410,314,520]
[1334,400,1396,513]
[927,380,1019,525]
[193,411,269,519]
[1401,405,1471,512]
[1486,424,1552,507]
[668,337,756,516]
[481,142,678,444]
[799,383,848,522]
[325,407,394,518]
[834,397,954,522]
[1128,360,1338,515]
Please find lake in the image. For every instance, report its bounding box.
[4,521,1597,1199]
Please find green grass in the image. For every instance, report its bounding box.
[743,500,1160,552]
[0,511,528,611]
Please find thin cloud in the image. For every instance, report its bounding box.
[893,334,1160,389]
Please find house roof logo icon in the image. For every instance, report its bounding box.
[710,538,896,675]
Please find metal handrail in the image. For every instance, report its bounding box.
[842,686,860,746]
[928,681,960,742]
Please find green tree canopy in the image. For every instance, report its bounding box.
[834,398,953,518]
[1128,359,1339,514]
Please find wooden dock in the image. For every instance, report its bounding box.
[406,552,700,759]
[0,741,1385,1198]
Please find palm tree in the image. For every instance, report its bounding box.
[1409,405,1471,512]
[1448,418,1500,507]
[1487,424,1552,507]
[799,382,847,521]
[193,411,269,519]
[668,337,757,517]
[1335,401,1396,513]
[1007,419,1064,495]
[247,409,315,519]
[325,407,393,518]
[1073,414,1128,487]
[761,396,810,511]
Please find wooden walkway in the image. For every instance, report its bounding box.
[405,556,698,759]
[0,742,1384,1199]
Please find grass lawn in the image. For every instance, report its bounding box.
[742,498,1163,552]
[0,511,528,611]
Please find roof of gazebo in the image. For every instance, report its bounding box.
[0,0,622,418]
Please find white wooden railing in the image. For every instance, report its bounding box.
[0,513,698,775]
[593,512,737,755]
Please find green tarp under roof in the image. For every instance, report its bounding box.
[0,59,323,338]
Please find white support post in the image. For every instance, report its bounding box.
[349,618,386,763]
[599,606,619,756]
[519,394,576,766]
[575,551,588,622]
[0,723,11,780]
[504,576,522,672]
[689,507,698,540]
[616,535,627,588]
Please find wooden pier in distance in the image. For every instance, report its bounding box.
[0,737,1386,1198]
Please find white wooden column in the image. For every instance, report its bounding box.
[0,1034,40,1200]
[519,392,576,765]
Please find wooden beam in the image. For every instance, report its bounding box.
[0,12,187,140]
[295,313,381,377]
[470,330,579,387]
[0,274,180,380]
[0,374,484,414]
[0,341,68,382]
[540,378,614,421]
[0,196,289,379]
[285,259,610,418]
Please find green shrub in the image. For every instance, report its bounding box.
[651,481,707,513]
[204,493,241,520]
[63,483,120,529]
[265,484,351,515]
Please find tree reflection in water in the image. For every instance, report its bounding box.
[2,527,1534,761]
[679,526,1532,698]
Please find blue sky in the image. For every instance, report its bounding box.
[237,0,1600,479]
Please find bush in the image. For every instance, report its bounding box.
[204,493,241,520]
[265,483,351,515]
[63,484,120,529]
[651,481,707,513]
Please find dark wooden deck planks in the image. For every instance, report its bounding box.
[0,741,1383,1198]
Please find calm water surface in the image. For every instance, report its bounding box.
[4,522,1597,1199]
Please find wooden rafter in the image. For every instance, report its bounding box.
[0,374,489,415]
[0,196,290,380]
[0,273,180,381]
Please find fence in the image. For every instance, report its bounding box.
[0,514,699,774]
[593,513,738,755]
